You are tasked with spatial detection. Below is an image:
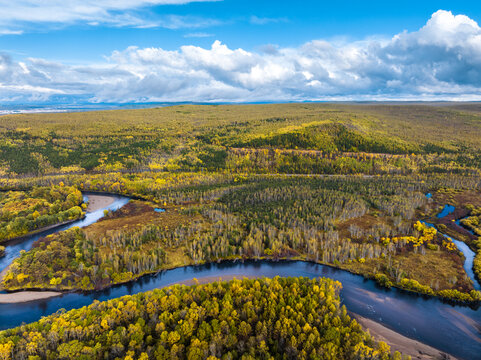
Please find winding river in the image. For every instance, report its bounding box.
[0,195,480,359]
[0,193,130,274]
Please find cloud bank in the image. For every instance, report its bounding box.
[0,0,221,31]
[1,10,481,103]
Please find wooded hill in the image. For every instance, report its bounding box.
[0,103,480,176]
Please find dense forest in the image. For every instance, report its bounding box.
[0,184,84,242]
[0,277,406,360]
[0,103,480,176]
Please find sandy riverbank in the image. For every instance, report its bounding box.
[0,290,62,304]
[0,265,62,303]
[354,314,458,360]
[86,195,115,212]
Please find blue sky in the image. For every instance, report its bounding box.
[0,1,480,103]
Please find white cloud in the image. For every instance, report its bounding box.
[2,10,481,103]
[0,30,23,35]
[0,0,221,32]
[184,32,214,38]
[250,16,288,25]
[156,15,222,30]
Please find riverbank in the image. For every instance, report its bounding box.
[86,194,115,212]
[4,254,480,304]
[0,262,62,302]
[0,260,478,359]
[0,273,455,358]
[169,274,256,287]
[0,218,82,246]
[353,314,458,360]
[0,290,61,304]
[0,264,10,286]
[0,266,62,302]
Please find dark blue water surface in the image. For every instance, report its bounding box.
[0,195,480,359]
[437,204,456,218]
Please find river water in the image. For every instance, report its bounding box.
[0,195,480,359]
[0,193,130,274]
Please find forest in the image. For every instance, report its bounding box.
[1,103,481,358]
[2,172,480,303]
[0,184,84,242]
[0,103,480,177]
[0,277,406,360]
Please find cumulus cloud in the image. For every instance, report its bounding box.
[2,10,481,103]
[0,0,221,31]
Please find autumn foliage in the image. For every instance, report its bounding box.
[0,277,405,360]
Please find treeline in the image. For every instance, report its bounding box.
[460,207,481,236]
[0,277,405,360]
[224,148,481,176]
[0,184,84,242]
[473,239,481,283]
[2,171,481,207]
[225,148,421,175]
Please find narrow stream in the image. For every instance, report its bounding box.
[424,202,481,291]
[422,220,480,291]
